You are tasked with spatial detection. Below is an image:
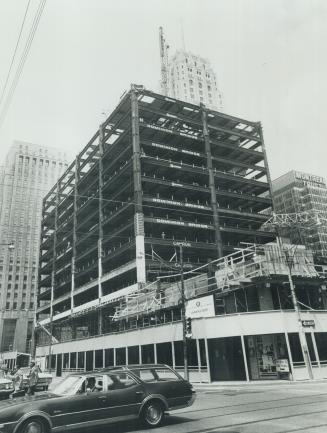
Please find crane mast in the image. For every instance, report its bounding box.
[159,26,169,95]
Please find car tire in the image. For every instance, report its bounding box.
[19,417,49,433]
[141,400,165,428]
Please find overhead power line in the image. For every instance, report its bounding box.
[0,0,32,109]
[0,0,47,130]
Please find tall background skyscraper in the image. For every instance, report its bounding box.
[0,141,67,358]
[159,27,223,111]
[272,170,327,261]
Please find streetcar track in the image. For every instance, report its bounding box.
[175,407,327,433]
[283,423,327,432]
[173,396,327,423]
[177,391,327,415]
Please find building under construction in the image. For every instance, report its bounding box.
[35,85,324,381]
[36,84,273,324]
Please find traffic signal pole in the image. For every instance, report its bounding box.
[179,244,189,381]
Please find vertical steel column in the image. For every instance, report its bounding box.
[71,156,80,312]
[98,125,104,334]
[131,87,146,284]
[204,336,211,383]
[257,122,274,206]
[98,125,104,298]
[49,182,60,372]
[201,107,223,258]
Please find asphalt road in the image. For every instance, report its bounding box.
[81,381,327,433]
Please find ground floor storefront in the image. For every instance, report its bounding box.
[35,310,327,382]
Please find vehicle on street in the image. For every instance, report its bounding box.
[18,367,52,392]
[0,364,195,432]
[0,377,14,401]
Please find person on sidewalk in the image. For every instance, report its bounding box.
[26,361,39,396]
[8,368,25,398]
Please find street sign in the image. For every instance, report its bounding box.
[301,319,315,327]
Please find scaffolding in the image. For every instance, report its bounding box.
[112,242,321,321]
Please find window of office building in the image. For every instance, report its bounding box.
[1,319,16,352]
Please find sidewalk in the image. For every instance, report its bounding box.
[192,378,327,391]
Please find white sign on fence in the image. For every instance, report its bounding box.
[186,295,215,319]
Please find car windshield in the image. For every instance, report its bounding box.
[52,376,83,396]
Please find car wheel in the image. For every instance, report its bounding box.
[19,418,48,433]
[142,400,164,428]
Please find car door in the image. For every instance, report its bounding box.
[49,375,110,429]
[99,372,145,420]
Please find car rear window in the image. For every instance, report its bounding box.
[131,368,180,382]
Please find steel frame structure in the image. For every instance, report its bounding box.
[36,84,274,339]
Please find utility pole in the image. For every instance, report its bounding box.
[48,271,54,374]
[276,236,313,380]
[174,242,189,381]
[263,212,320,380]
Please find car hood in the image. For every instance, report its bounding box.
[0,393,59,410]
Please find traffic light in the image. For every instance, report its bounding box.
[185,317,192,338]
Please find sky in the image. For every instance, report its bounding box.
[0,0,326,181]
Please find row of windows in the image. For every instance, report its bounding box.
[5,302,34,310]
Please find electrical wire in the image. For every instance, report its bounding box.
[0,0,32,109]
[0,0,47,129]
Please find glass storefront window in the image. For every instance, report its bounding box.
[208,336,246,381]
[305,333,316,362]
[288,333,304,363]
[245,334,289,380]
[63,353,69,369]
[199,339,207,366]
[141,344,154,364]
[77,351,85,369]
[186,340,198,367]
[95,349,103,368]
[116,347,126,365]
[314,332,327,362]
[105,348,114,367]
[128,346,139,364]
[156,342,172,365]
[70,352,76,369]
[174,341,184,367]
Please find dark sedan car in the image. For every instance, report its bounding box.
[0,364,195,433]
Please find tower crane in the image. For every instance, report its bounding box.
[159,26,169,96]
